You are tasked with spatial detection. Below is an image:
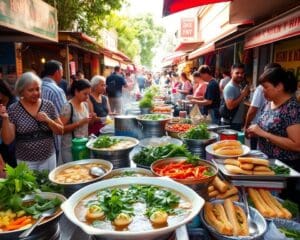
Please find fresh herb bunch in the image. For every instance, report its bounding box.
[270,165,291,175]
[139,96,153,108]
[183,123,210,140]
[93,136,121,148]
[278,227,300,239]
[0,163,37,210]
[282,199,299,217]
[33,170,64,194]
[23,195,61,219]
[133,144,200,166]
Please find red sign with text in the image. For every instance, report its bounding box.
[180,18,195,39]
[245,10,300,49]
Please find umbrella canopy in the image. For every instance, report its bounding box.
[163,0,232,16]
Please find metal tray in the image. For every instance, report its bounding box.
[216,158,300,181]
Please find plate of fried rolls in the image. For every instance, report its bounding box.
[201,199,267,240]
[206,140,250,158]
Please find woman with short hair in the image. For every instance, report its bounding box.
[88,75,112,135]
[60,79,94,163]
[0,72,63,170]
[247,66,300,164]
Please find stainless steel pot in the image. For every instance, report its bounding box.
[136,115,171,138]
[180,132,218,159]
[48,159,113,197]
[87,136,139,169]
[114,115,141,139]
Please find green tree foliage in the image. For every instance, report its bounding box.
[103,13,165,67]
[44,0,125,35]
[133,14,165,67]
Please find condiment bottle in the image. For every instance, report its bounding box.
[71,137,90,160]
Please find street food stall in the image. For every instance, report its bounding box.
[0,86,299,240]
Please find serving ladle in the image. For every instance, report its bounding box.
[19,208,56,238]
[241,186,259,236]
[89,166,106,177]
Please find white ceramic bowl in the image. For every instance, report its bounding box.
[61,177,205,240]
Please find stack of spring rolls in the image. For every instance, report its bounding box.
[204,199,249,236]
[248,188,292,219]
[208,176,239,201]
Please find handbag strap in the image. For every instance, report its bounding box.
[69,102,75,139]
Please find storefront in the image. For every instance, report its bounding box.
[0,0,58,89]
[188,3,243,77]
[244,6,300,87]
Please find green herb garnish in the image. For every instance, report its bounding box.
[270,165,291,175]
[282,199,299,218]
[183,123,210,140]
[93,136,121,148]
[133,144,200,166]
[278,227,300,239]
[23,195,61,219]
[140,114,168,121]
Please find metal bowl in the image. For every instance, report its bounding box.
[48,159,113,196]
[180,132,219,159]
[86,136,139,169]
[151,157,218,200]
[103,167,154,179]
[139,136,183,148]
[0,192,66,240]
[61,177,205,240]
[200,199,267,240]
[151,157,218,185]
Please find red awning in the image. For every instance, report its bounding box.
[163,0,231,16]
[174,41,203,52]
[188,42,215,59]
[162,51,187,66]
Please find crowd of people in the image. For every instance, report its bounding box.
[0,60,299,180]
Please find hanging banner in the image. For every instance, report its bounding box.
[0,0,58,42]
[245,9,300,49]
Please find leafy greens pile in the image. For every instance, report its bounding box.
[0,163,62,217]
[183,123,210,140]
[88,185,180,222]
[133,144,200,166]
[93,136,121,148]
[140,114,169,121]
[270,165,291,175]
[0,163,37,210]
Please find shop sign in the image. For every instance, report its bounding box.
[245,10,300,49]
[274,38,300,81]
[180,18,196,40]
[0,0,58,42]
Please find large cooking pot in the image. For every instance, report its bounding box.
[114,115,141,139]
[136,114,171,138]
[48,159,113,197]
[0,192,66,240]
[86,136,139,168]
[61,177,205,240]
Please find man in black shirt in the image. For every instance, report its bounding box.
[191,65,220,124]
[106,66,128,114]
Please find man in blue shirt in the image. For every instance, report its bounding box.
[41,60,67,161]
[223,63,250,131]
[191,65,220,124]
[106,66,128,114]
